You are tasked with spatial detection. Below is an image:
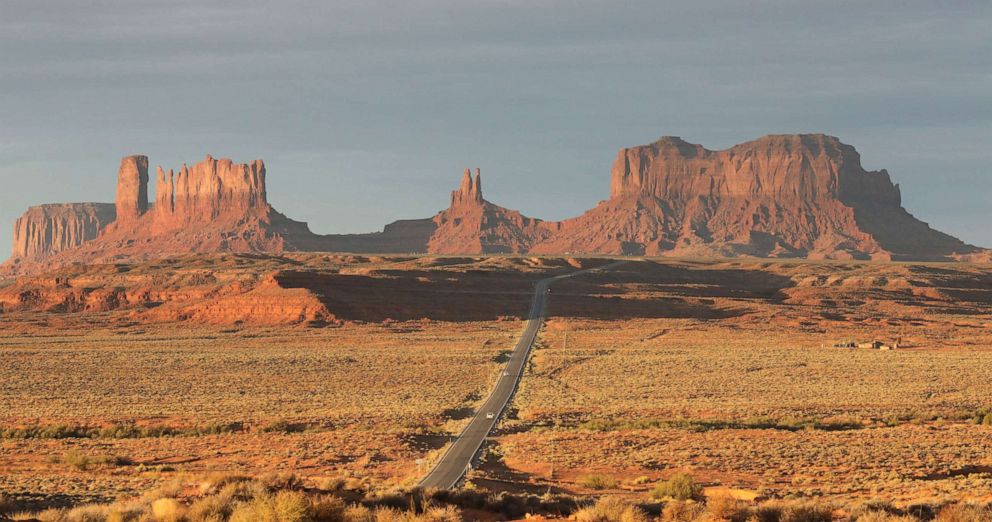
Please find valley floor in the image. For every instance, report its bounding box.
[2,256,992,515]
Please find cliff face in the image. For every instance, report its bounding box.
[428,169,551,254]
[531,134,975,260]
[93,155,308,257]
[3,135,985,275]
[10,203,116,261]
[154,155,268,228]
[608,135,901,204]
[114,155,149,227]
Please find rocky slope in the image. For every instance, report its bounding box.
[3,134,986,275]
[428,168,552,254]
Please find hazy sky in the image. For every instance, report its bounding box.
[1,0,989,259]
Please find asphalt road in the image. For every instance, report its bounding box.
[418,261,626,490]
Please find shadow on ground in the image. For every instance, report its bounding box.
[274,260,796,323]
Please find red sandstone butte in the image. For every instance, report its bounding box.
[10,203,116,261]
[428,168,551,254]
[3,135,987,275]
[112,155,149,228]
[529,134,976,260]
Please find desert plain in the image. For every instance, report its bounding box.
[2,254,992,519]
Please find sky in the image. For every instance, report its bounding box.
[1,0,989,259]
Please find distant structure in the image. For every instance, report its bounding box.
[833,339,901,350]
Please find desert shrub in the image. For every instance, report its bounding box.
[105,509,136,522]
[0,421,245,440]
[750,503,784,522]
[63,450,94,471]
[574,496,649,522]
[856,511,917,522]
[187,488,241,521]
[779,502,832,522]
[935,503,992,522]
[488,491,527,519]
[971,408,992,426]
[151,498,185,522]
[94,455,133,467]
[704,496,751,522]
[274,490,313,522]
[318,477,347,492]
[537,492,582,515]
[344,504,375,522]
[369,507,406,522]
[227,490,314,522]
[50,505,113,522]
[142,480,185,503]
[849,500,903,521]
[34,507,68,521]
[650,473,703,501]
[660,500,705,522]
[260,419,307,434]
[371,491,415,511]
[55,450,130,472]
[198,472,249,494]
[311,494,348,521]
[578,474,620,490]
[419,505,462,522]
[344,477,368,492]
[428,489,487,510]
[903,504,939,520]
[259,472,305,491]
[230,495,278,522]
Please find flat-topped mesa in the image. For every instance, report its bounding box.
[451,168,483,206]
[610,134,902,206]
[533,133,967,260]
[115,155,149,226]
[4,134,985,275]
[10,203,116,260]
[157,155,270,227]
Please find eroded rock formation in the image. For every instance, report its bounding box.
[3,135,986,276]
[428,168,551,254]
[10,203,116,261]
[113,155,149,227]
[529,134,977,260]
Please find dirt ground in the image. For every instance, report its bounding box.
[479,259,992,507]
[2,256,992,512]
[0,323,518,511]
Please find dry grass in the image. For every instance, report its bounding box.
[5,470,992,521]
[0,322,519,508]
[0,324,516,424]
[574,496,649,522]
[650,473,704,501]
[5,473,472,522]
[577,474,620,491]
[498,259,992,503]
[5,256,992,512]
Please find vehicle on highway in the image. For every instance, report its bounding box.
[503,371,510,377]
[486,412,496,419]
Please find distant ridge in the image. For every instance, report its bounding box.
[4,134,988,275]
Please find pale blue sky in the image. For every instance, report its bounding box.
[1,0,989,259]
